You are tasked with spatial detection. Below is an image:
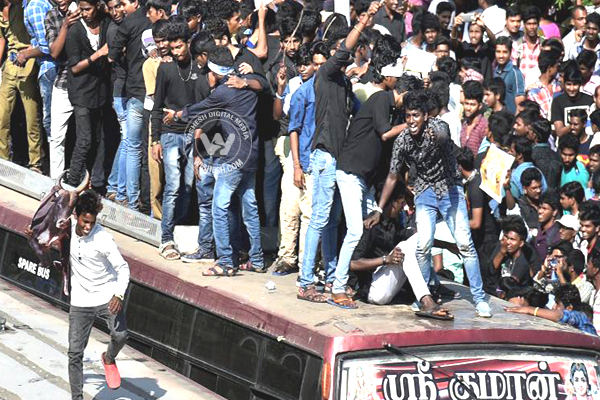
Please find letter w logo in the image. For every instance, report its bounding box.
[200,132,235,156]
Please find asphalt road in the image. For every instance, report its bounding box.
[0,279,222,400]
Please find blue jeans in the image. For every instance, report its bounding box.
[213,169,263,269]
[38,68,56,137]
[160,132,194,244]
[414,186,486,304]
[335,169,367,294]
[299,149,341,289]
[262,139,282,227]
[196,159,215,253]
[125,97,145,210]
[107,97,128,201]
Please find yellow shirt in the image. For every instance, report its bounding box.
[0,1,37,78]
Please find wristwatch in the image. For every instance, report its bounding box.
[173,112,180,122]
[382,255,387,265]
[114,294,124,301]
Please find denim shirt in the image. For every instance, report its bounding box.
[288,76,316,172]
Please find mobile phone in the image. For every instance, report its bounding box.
[9,53,17,63]
[460,12,475,23]
[68,2,78,13]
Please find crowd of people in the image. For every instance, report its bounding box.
[5,0,600,328]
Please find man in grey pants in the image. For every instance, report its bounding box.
[67,190,130,398]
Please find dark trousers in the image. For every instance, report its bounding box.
[68,303,127,400]
[69,105,105,188]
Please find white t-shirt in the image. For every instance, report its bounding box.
[82,19,99,51]
[440,111,462,147]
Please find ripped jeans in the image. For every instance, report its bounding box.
[414,185,486,304]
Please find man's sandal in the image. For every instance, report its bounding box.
[202,266,236,277]
[297,286,328,303]
[415,306,454,321]
[327,294,358,309]
[159,242,180,261]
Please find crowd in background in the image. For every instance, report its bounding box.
[3,0,600,327]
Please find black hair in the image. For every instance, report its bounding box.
[395,74,424,94]
[501,215,528,241]
[518,99,542,116]
[404,90,430,113]
[506,5,521,18]
[429,71,450,85]
[579,200,600,225]
[530,119,552,144]
[421,12,441,34]
[539,189,560,211]
[322,13,349,42]
[512,136,533,162]
[495,35,512,52]
[516,109,540,128]
[429,81,450,110]
[558,133,580,154]
[520,167,542,188]
[541,37,564,55]
[462,80,484,102]
[370,34,402,83]
[461,57,482,74]
[300,9,320,38]
[434,36,451,49]
[436,1,454,14]
[167,15,191,41]
[206,18,230,40]
[206,0,239,20]
[311,40,330,60]
[190,30,214,57]
[354,0,370,15]
[577,49,598,71]
[587,12,600,28]
[239,0,254,20]
[425,89,439,113]
[569,108,589,123]
[567,249,586,276]
[522,6,541,23]
[279,17,302,40]
[179,0,205,21]
[560,181,585,204]
[152,18,170,39]
[208,45,234,69]
[537,49,560,74]
[249,8,277,33]
[147,0,172,14]
[505,285,548,308]
[569,363,592,391]
[296,43,312,66]
[489,111,513,143]
[591,110,600,129]
[456,147,475,171]
[555,284,582,309]
[550,240,574,259]
[485,77,506,103]
[593,172,600,194]
[563,63,584,85]
[75,190,103,216]
[436,56,458,81]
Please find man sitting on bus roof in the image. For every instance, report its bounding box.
[351,183,453,320]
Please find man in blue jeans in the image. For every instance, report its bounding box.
[174,45,264,275]
[365,90,492,318]
[296,1,380,306]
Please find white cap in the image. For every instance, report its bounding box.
[556,214,580,231]
[381,60,404,78]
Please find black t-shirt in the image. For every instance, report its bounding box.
[337,90,393,182]
[488,242,541,288]
[465,172,500,245]
[550,92,593,124]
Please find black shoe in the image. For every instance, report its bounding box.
[436,284,461,300]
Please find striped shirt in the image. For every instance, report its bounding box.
[24,0,56,78]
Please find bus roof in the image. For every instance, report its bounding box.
[1,186,598,358]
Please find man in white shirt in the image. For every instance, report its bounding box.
[563,6,588,61]
[67,190,130,399]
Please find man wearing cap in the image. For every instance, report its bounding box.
[557,214,581,246]
[332,59,406,308]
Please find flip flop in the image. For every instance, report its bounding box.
[415,306,454,321]
[327,297,358,309]
[202,266,236,277]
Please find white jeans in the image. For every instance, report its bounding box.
[49,85,73,178]
[368,234,431,305]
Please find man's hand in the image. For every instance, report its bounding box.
[194,156,203,181]
[108,296,123,315]
[65,10,81,26]
[152,143,163,163]
[504,305,533,315]
[454,15,464,27]
[97,43,109,57]
[365,1,381,18]
[503,169,512,189]
[14,50,28,67]
[364,211,382,229]
[276,65,287,90]
[499,236,509,255]
[238,62,253,75]
[25,226,33,239]
[226,76,248,89]
[293,166,305,189]
[389,247,405,265]
[163,108,176,124]
[258,2,267,20]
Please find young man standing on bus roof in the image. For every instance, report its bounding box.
[365,90,492,318]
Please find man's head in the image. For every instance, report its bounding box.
[513,109,540,138]
[106,0,125,23]
[563,63,584,98]
[487,110,513,145]
[434,36,451,59]
[590,145,600,174]
[510,136,533,164]
[505,5,521,35]
[436,56,458,82]
[557,214,581,242]
[436,1,454,30]
[587,248,600,282]
[393,74,424,109]
[206,19,231,46]
[146,0,171,23]
[403,90,430,136]
[75,190,103,237]
[462,80,484,121]
[577,50,597,84]
[586,13,600,44]
[468,22,484,47]
[560,181,585,212]
[371,34,402,87]
[548,240,573,276]
[501,215,528,256]
[495,36,512,67]
[384,0,398,14]
[207,45,234,81]
[296,43,316,82]
[310,40,329,71]
[569,108,588,138]
[168,16,192,62]
[566,249,586,281]
[522,6,541,40]
[591,110,600,137]
[554,284,583,312]
[580,201,600,240]
[456,147,475,177]
[517,98,542,116]
[279,17,302,60]
[79,0,100,24]
[484,78,505,110]
[152,19,171,57]
[530,119,552,145]
[120,0,138,16]
[190,30,213,68]
[559,134,581,170]
[207,0,241,36]
[179,0,205,32]
[538,190,560,226]
[521,167,543,202]
[421,12,441,47]
[572,5,588,31]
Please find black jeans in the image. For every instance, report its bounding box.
[68,303,127,400]
[69,105,105,188]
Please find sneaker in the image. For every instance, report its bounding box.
[101,352,121,389]
[476,301,492,318]
[181,249,215,263]
[436,284,461,300]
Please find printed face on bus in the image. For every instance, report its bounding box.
[573,370,589,397]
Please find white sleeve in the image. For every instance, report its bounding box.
[103,233,130,298]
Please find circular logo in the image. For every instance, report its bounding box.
[186,108,253,176]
